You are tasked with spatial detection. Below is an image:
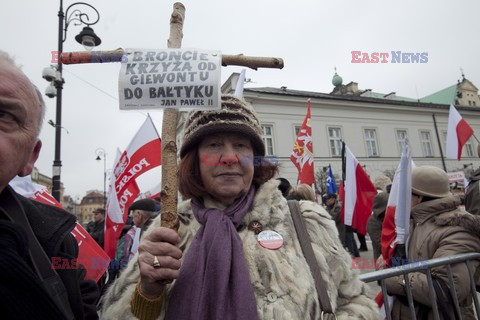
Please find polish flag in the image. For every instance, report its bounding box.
[290,99,315,186]
[339,180,345,223]
[9,175,63,209]
[446,105,474,160]
[375,291,394,320]
[104,115,162,258]
[104,175,140,258]
[343,145,377,235]
[381,139,412,266]
[114,114,162,197]
[138,182,161,200]
[9,176,109,282]
[104,148,140,258]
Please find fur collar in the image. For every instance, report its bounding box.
[412,195,461,224]
[432,208,480,238]
[175,179,285,229]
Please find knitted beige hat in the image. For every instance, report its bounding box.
[411,166,450,198]
[180,95,265,158]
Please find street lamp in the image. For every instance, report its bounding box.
[42,1,102,201]
[95,148,107,209]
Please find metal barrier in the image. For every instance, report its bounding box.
[358,253,480,320]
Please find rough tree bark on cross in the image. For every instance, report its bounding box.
[60,2,284,231]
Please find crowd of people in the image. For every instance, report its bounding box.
[1,48,479,319]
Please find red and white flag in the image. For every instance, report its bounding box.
[377,140,412,319]
[446,105,474,160]
[290,99,315,186]
[104,115,162,258]
[9,175,63,209]
[114,114,162,198]
[343,145,377,235]
[138,182,161,200]
[381,139,412,266]
[9,176,109,282]
[375,291,394,320]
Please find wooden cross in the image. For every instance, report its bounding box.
[61,2,284,230]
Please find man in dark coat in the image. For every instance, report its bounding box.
[366,192,389,260]
[87,208,105,248]
[325,193,345,246]
[0,51,99,319]
[465,147,480,215]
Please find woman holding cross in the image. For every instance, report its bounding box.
[101,95,378,319]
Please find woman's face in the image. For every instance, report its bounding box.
[198,133,255,206]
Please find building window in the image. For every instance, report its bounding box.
[294,125,301,137]
[328,127,343,157]
[364,128,379,157]
[262,125,275,156]
[464,138,474,157]
[395,129,408,154]
[420,130,433,157]
[441,131,447,152]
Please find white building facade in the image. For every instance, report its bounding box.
[219,73,480,191]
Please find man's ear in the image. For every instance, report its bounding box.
[18,140,42,177]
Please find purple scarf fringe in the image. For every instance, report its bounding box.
[165,187,259,320]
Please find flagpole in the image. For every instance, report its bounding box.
[341,141,346,184]
[473,133,480,144]
[432,113,447,171]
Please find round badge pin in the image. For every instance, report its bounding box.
[257,230,284,250]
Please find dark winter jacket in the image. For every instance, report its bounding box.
[86,220,105,249]
[0,186,99,319]
[465,168,480,215]
[326,201,345,246]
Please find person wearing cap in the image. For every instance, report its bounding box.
[385,166,480,319]
[276,177,292,198]
[324,193,346,247]
[86,207,105,248]
[464,145,480,215]
[101,95,378,319]
[120,199,157,263]
[366,192,389,261]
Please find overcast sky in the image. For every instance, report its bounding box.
[2,0,479,200]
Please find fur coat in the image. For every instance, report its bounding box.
[100,179,378,319]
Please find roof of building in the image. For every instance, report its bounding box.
[244,87,480,112]
[418,84,457,105]
[360,91,418,102]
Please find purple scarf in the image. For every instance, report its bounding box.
[165,187,259,320]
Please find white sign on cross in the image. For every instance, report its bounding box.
[119,48,221,110]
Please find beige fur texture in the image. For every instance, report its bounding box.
[100,179,378,319]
